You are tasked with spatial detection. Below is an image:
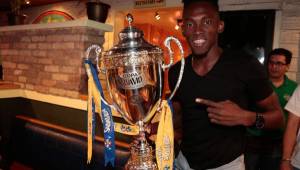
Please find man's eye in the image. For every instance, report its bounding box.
[186,22,193,28]
[203,18,213,25]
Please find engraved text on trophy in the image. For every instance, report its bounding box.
[116,71,146,90]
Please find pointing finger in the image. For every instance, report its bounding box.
[195,98,221,108]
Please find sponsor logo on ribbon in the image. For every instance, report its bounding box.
[103,109,111,133]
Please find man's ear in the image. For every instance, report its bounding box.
[285,64,290,72]
[218,20,224,33]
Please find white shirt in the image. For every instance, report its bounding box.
[285,86,300,117]
[285,86,300,168]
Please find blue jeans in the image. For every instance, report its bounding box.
[245,136,282,170]
[244,152,281,170]
[175,151,245,170]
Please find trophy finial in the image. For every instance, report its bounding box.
[126,13,134,26]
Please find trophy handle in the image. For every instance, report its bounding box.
[85,44,106,74]
[85,44,116,109]
[162,36,185,100]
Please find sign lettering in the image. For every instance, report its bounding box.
[134,0,165,8]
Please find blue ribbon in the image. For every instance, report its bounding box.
[167,99,174,115]
[92,99,96,144]
[85,60,116,167]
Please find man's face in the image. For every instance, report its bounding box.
[182,2,224,56]
[268,55,289,79]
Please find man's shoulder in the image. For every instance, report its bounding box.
[285,76,298,88]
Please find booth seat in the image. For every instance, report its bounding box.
[11,115,129,170]
[0,97,130,170]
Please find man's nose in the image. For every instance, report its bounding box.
[270,64,279,69]
[194,23,205,34]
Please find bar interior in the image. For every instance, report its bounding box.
[0,0,300,170]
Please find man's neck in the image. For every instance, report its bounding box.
[270,76,285,87]
[192,47,222,76]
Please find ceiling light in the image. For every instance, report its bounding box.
[155,12,160,20]
[24,0,31,5]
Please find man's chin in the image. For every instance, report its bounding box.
[191,45,209,55]
[192,50,208,57]
[269,75,281,79]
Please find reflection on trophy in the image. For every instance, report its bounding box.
[85,14,185,170]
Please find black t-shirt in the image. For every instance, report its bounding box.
[168,49,273,170]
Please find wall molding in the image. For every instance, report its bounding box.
[0,19,113,32]
[0,89,122,117]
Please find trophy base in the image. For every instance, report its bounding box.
[124,142,157,170]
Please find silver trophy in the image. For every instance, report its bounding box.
[86,14,185,170]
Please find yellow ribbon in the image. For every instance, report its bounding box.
[156,100,174,170]
[144,99,161,123]
[114,123,139,136]
[86,63,96,164]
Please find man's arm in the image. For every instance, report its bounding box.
[281,112,300,170]
[195,92,284,129]
[254,92,284,129]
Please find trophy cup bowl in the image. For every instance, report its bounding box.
[105,51,162,170]
[86,14,185,170]
[105,52,162,125]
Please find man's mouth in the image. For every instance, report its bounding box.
[193,39,206,47]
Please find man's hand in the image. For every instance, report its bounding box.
[195,98,255,126]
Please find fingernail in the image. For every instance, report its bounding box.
[195,98,202,103]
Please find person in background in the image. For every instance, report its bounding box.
[168,0,284,169]
[245,48,298,170]
[281,86,300,170]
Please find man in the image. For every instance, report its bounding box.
[245,48,297,170]
[281,86,300,170]
[168,0,284,169]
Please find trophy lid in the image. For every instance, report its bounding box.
[103,14,163,68]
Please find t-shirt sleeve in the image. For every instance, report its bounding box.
[285,86,300,117]
[239,56,273,102]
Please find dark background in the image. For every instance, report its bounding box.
[219,10,275,65]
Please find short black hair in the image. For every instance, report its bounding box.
[182,0,219,11]
[268,48,293,64]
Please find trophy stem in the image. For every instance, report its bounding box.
[138,121,147,150]
[125,121,157,170]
